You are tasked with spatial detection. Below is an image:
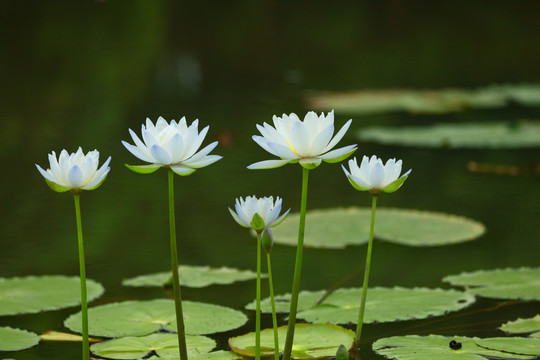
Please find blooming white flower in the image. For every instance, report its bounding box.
[343,155,411,195]
[248,110,357,170]
[36,147,111,193]
[122,116,222,176]
[229,196,290,232]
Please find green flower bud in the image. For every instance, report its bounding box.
[261,228,274,254]
[250,213,266,232]
[335,344,349,360]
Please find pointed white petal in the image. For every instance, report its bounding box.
[122,141,155,163]
[247,159,291,169]
[289,120,311,156]
[150,144,172,165]
[68,165,83,188]
[319,144,357,160]
[183,155,222,168]
[36,164,56,183]
[169,165,196,176]
[167,133,185,163]
[184,141,219,164]
[369,160,386,188]
[322,119,352,153]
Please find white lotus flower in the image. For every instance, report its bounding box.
[229,196,290,232]
[122,116,222,176]
[36,148,111,193]
[248,110,357,170]
[343,155,411,195]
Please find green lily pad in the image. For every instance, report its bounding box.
[0,327,40,351]
[306,84,540,115]
[148,350,241,360]
[444,267,540,301]
[500,315,540,337]
[65,299,247,338]
[0,275,104,316]
[229,323,354,359]
[123,265,260,288]
[372,335,537,360]
[476,337,540,356]
[358,121,540,149]
[246,290,326,313]
[90,333,215,359]
[249,287,475,324]
[271,207,484,248]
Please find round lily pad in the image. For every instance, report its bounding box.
[90,333,215,359]
[123,265,259,288]
[229,323,354,359]
[358,121,540,149]
[373,335,537,360]
[0,275,104,316]
[148,351,241,360]
[444,267,540,301]
[246,290,326,313]
[476,337,540,356]
[249,287,474,324]
[500,315,540,337]
[0,327,40,351]
[65,299,247,338]
[271,207,484,248]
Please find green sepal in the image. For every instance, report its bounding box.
[382,175,409,193]
[323,147,357,164]
[261,228,273,253]
[335,344,349,360]
[45,179,71,193]
[85,175,108,191]
[125,164,161,174]
[300,162,320,170]
[250,213,265,231]
[346,175,369,192]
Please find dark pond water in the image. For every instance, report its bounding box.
[1,1,540,359]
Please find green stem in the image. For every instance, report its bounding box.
[255,232,262,360]
[283,167,310,360]
[73,193,89,360]
[354,194,378,349]
[168,170,188,360]
[266,252,280,360]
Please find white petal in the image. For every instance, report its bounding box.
[369,160,386,188]
[229,208,249,228]
[253,136,279,157]
[129,129,153,158]
[183,155,222,168]
[310,123,334,155]
[267,142,298,159]
[150,144,172,165]
[167,133,185,163]
[247,159,291,169]
[322,119,352,153]
[288,120,311,156]
[169,165,196,176]
[122,141,155,163]
[68,165,83,188]
[36,164,56,183]
[185,125,209,159]
[184,141,219,164]
[319,144,357,160]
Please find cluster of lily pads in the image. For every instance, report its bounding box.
[1,103,539,360]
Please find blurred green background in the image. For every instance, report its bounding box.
[1,1,539,359]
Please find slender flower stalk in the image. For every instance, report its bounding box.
[168,169,188,360]
[283,167,309,360]
[73,193,89,360]
[36,148,111,360]
[342,155,411,349]
[261,228,279,360]
[354,194,377,348]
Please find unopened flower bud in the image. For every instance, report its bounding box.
[335,344,349,360]
[261,228,274,254]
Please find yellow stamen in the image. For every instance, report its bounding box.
[287,141,301,157]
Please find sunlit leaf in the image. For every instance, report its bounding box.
[65,299,247,338]
[372,335,537,360]
[476,337,540,356]
[40,330,100,342]
[0,327,40,351]
[444,267,540,300]
[306,84,540,115]
[500,315,540,337]
[358,121,540,149]
[90,333,215,360]
[249,287,474,324]
[0,275,104,316]
[229,324,354,359]
[271,207,484,248]
[246,290,325,313]
[123,265,260,288]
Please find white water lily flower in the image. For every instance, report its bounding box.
[122,116,222,176]
[343,155,411,195]
[229,196,290,232]
[36,148,111,193]
[248,110,357,170]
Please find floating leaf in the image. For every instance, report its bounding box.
[476,337,540,356]
[271,207,484,248]
[0,327,40,351]
[90,333,215,360]
[444,267,540,301]
[306,84,540,115]
[500,315,540,337]
[372,335,537,360]
[0,275,104,316]
[229,324,354,359]
[148,351,241,360]
[246,290,325,313]
[358,121,540,149]
[40,330,100,342]
[65,299,247,338]
[249,288,474,324]
[123,265,260,288]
